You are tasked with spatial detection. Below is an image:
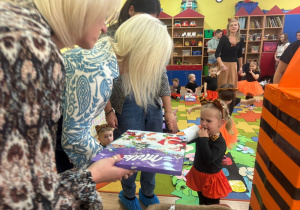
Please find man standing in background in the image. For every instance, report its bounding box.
[207,29,223,64]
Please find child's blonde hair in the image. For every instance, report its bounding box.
[95,124,114,136]
[188,74,195,81]
[111,14,173,110]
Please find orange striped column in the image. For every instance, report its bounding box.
[250,84,300,210]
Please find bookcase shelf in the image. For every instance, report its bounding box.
[235,5,285,77]
[236,7,284,63]
[159,10,205,66]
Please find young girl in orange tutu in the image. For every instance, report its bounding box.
[238,59,264,110]
[185,99,232,205]
[203,63,220,100]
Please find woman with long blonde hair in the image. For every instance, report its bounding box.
[0,0,136,209]
[215,19,244,88]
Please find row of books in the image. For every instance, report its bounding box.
[265,17,283,28]
[250,20,261,29]
[238,17,247,29]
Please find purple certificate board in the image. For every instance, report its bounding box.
[92,130,187,175]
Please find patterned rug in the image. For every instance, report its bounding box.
[97,96,263,204]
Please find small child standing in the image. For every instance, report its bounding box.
[185,73,198,94]
[95,124,114,147]
[204,63,220,100]
[187,83,261,148]
[238,60,264,110]
[185,100,232,205]
[171,78,181,101]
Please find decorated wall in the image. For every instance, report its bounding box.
[159,0,300,29]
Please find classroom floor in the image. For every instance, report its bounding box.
[99,87,261,210]
[100,192,250,210]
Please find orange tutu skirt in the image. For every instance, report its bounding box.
[186,166,232,199]
[204,90,218,101]
[238,80,264,96]
[220,121,238,149]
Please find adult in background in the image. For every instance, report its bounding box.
[273,40,300,83]
[0,0,135,209]
[62,14,173,210]
[207,29,223,64]
[274,33,290,70]
[215,19,244,88]
[296,31,300,41]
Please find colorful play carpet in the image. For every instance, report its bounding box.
[97,96,263,205]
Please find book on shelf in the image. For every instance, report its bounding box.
[266,17,283,28]
[92,130,189,175]
[255,20,261,28]
[238,17,247,30]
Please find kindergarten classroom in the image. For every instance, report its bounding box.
[95,0,300,209]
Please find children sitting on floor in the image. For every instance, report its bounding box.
[185,73,198,94]
[238,59,264,110]
[171,78,181,101]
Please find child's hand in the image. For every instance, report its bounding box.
[198,127,209,138]
[187,108,192,114]
[254,97,261,103]
[204,92,207,97]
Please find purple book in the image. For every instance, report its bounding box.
[92,130,187,175]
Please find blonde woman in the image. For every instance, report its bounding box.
[62,14,173,209]
[62,14,172,209]
[215,19,244,88]
[0,0,138,209]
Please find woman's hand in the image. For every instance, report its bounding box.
[204,92,208,97]
[220,64,228,72]
[198,127,209,138]
[105,112,118,129]
[165,111,178,133]
[238,68,243,76]
[88,154,135,183]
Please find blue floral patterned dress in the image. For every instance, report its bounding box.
[62,39,119,169]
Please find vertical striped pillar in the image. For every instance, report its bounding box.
[250,84,300,210]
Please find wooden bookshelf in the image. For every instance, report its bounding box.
[235,6,285,64]
[159,9,205,66]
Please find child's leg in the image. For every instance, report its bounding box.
[246,93,254,107]
[197,191,205,205]
[197,191,220,205]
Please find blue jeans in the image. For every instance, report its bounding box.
[208,57,217,64]
[115,96,163,198]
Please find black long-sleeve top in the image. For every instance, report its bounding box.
[215,35,244,62]
[188,133,226,174]
[243,63,260,82]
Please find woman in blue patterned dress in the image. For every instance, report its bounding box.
[61,14,173,172]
